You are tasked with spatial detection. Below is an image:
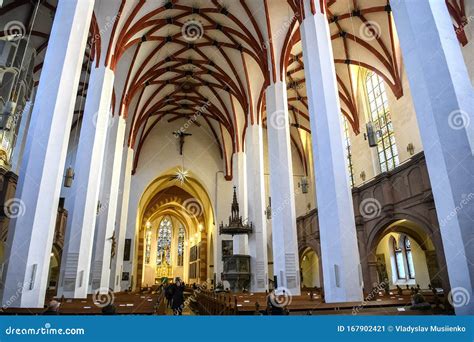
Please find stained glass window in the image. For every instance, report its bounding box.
[404,237,416,279]
[145,227,152,264]
[177,225,185,266]
[343,118,355,187]
[366,72,399,173]
[157,217,172,266]
[393,238,406,279]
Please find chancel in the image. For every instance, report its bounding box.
[0,0,472,317]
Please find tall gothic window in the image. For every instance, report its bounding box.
[366,72,399,172]
[392,238,406,279]
[157,217,172,266]
[145,226,152,264]
[177,225,185,266]
[404,236,416,279]
[343,118,355,187]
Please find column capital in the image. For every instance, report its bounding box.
[300,0,328,19]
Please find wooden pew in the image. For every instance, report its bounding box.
[0,292,160,315]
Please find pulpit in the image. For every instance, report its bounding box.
[219,187,252,291]
[221,255,251,292]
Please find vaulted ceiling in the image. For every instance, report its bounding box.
[0,0,470,178]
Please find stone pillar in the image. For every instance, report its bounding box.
[356,225,371,294]
[110,147,134,292]
[266,81,300,295]
[11,92,36,174]
[0,0,94,308]
[300,0,363,302]
[367,254,380,288]
[232,152,249,255]
[391,0,474,315]
[246,124,269,292]
[59,65,114,298]
[199,232,207,283]
[90,115,126,293]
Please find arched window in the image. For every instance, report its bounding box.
[177,225,185,266]
[366,72,399,172]
[144,222,152,264]
[404,236,416,279]
[392,238,406,279]
[157,217,172,266]
[343,118,355,187]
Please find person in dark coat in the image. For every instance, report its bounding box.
[165,283,174,308]
[171,277,185,315]
[266,290,285,315]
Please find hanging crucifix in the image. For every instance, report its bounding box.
[173,131,192,155]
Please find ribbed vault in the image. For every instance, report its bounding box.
[1,0,470,178]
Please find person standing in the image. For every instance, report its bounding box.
[165,283,174,308]
[171,277,185,315]
[266,290,284,315]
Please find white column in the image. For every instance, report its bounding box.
[246,124,269,292]
[0,0,94,308]
[11,90,36,174]
[110,147,134,292]
[392,0,474,315]
[266,81,300,295]
[300,2,363,303]
[90,115,126,293]
[214,172,229,286]
[59,65,114,298]
[88,134,110,294]
[232,152,249,255]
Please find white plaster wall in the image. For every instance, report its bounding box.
[387,68,424,163]
[347,115,375,187]
[262,129,315,220]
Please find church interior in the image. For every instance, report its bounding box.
[0,0,473,316]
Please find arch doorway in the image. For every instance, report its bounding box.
[47,246,61,293]
[300,247,321,289]
[370,219,446,290]
[134,169,215,289]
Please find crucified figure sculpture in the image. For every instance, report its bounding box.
[173,131,192,155]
